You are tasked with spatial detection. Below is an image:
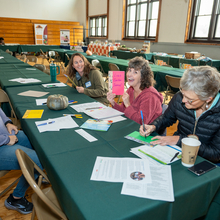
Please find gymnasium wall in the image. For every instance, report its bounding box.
[0,17,84,45]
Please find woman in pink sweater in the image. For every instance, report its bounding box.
[107,56,163,125]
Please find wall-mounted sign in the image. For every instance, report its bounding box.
[60,30,70,44]
[34,24,48,45]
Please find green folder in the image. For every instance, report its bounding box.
[125,131,157,146]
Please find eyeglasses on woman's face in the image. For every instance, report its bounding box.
[179,88,200,104]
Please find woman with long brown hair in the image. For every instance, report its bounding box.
[68,53,108,105]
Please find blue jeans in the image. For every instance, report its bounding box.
[0,131,43,197]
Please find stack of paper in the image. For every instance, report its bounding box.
[35,115,79,133]
[70,102,106,112]
[71,102,124,120]
[90,156,174,202]
[9,78,41,84]
[84,107,124,119]
[42,83,67,88]
[126,131,182,165]
[18,90,49,97]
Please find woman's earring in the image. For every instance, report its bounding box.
[206,102,209,110]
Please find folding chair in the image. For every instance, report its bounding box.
[5,50,13,56]
[33,64,46,72]
[16,149,68,220]
[49,51,65,72]
[163,75,181,104]
[40,49,51,65]
[92,59,107,78]
[26,56,38,64]
[0,171,20,198]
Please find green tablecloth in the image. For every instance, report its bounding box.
[17,45,61,54]
[0,63,31,71]
[0,65,51,90]
[0,45,19,52]
[154,55,220,70]
[5,84,220,220]
[0,45,62,54]
[0,50,24,64]
[111,50,155,61]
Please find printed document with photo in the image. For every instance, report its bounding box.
[90,156,151,184]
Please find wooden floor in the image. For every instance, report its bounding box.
[0,57,178,219]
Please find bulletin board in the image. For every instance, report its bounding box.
[34,24,48,45]
[60,30,70,44]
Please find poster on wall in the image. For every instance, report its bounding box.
[60,30,70,44]
[34,24,48,45]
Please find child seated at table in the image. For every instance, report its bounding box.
[107,56,163,124]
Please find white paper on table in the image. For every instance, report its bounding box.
[9,78,24,82]
[35,115,78,133]
[0,56,4,59]
[70,102,106,112]
[19,78,41,83]
[9,78,41,83]
[90,156,151,184]
[18,90,49,97]
[36,99,47,106]
[84,107,124,119]
[121,163,174,202]
[130,144,181,165]
[103,116,127,123]
[35,119,59,133]
[42,83,67,88]
[75,129,97,142]
[26,68,37,70]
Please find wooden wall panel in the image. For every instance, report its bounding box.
[0,17,83,45]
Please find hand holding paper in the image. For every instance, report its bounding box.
[108,71,125,95]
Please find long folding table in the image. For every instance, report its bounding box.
[4,84,220,220]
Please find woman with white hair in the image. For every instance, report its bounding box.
[139,66,220,163]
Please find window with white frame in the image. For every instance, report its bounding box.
[187,0,220,43]
[89,16,107,37]
[125,0,160,40]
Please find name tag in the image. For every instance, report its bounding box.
[85,81,92,88]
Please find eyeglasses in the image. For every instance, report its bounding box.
[179,88,200,104]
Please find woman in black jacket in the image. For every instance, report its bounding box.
[139,66,220,163]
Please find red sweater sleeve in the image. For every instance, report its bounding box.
[124,94,162,124]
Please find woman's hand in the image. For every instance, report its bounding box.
[150,135,179,146]
[139,125,156,137]
[6,123,18,135]
[122,92,130,107]
[7,135,18,146]
[107,92,116,106]
[76,86,84,93]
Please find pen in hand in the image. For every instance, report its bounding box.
[140,110,146,139]
[170,152,179,162]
